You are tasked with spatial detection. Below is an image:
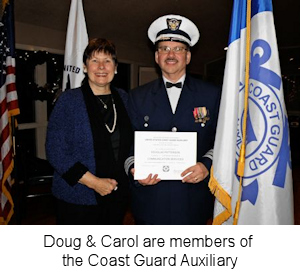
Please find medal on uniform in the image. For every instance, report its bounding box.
[193,107,210,127]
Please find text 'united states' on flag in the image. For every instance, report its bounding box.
[62,0,88,91]
[209,0,294,225]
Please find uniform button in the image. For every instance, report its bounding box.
[171,127,177,132]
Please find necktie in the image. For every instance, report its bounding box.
[166,82,182,88]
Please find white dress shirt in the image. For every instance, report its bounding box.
[163,74,186,114]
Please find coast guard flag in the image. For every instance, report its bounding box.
[209,0,294,224]
[62,0,88,91]
[0,0,19,224]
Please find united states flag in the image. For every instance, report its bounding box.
[62,0,88,91]
[0,0,19,225]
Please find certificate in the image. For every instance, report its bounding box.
[134,131,197,180]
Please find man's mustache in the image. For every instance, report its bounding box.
[165,58,178,61]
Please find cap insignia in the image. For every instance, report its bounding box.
[167,18,182,31]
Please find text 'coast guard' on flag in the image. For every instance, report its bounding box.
[0,0,19,225]
[62,0,88,91]
[209,0,294,224]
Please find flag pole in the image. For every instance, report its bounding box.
[234,0,252,225]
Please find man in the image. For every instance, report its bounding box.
[125,14,221,224]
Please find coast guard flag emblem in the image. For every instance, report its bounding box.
[209,0,294,224]
[62,0,88,91]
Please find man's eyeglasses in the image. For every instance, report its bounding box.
[157,46,188,54]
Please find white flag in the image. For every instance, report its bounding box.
[62,0,88,91]
[209,0,294,224]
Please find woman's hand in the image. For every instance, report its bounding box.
[79,171,118,196]
[92,177,118,196]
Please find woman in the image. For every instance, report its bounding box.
[46,38,133,224]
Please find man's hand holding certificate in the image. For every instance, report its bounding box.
[134,131,197,180]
